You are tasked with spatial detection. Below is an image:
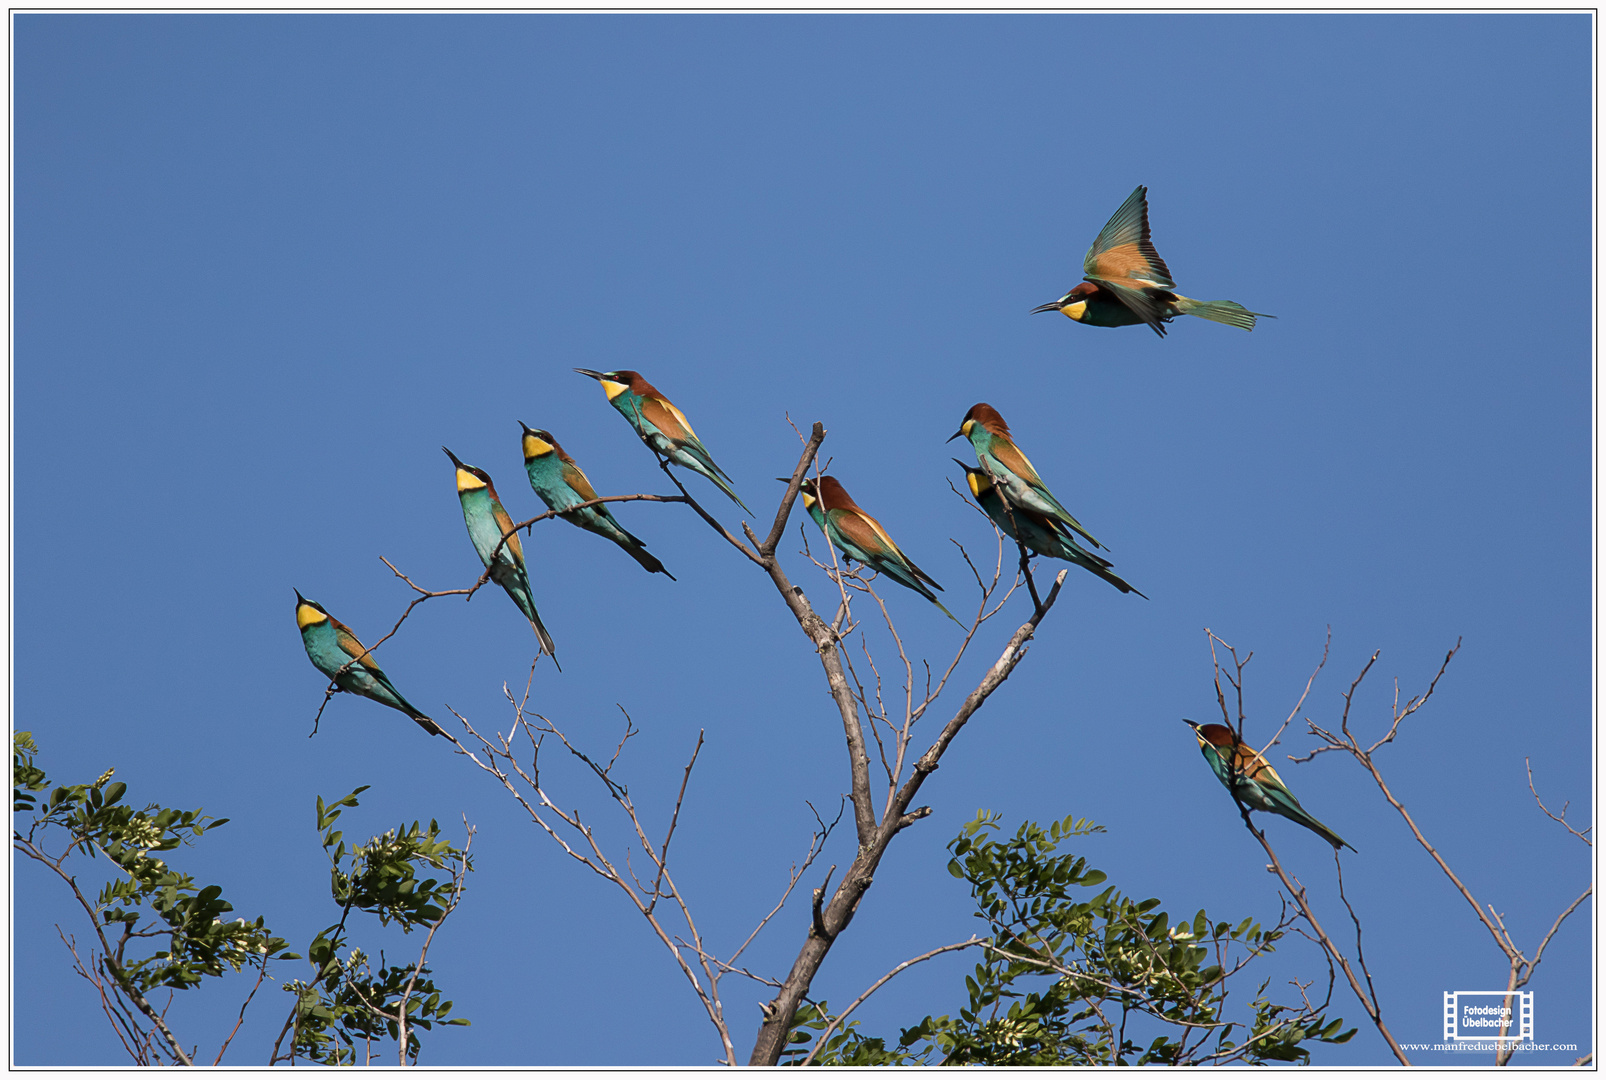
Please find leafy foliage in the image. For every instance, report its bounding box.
[276,787,472,1065]
[16,733,471,1066]
[787,811,1354,1066]
[13,731,292,999]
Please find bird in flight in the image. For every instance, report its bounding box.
[1033,185,1273,338]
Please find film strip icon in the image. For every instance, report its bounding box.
[1444,991,1533,1042]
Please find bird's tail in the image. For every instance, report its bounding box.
[410,713,447,738]
[707,471,752,514]
[1045,505,1104,552]
[1088,561,1148,600]
[932,597,966,628]
[1053,532,1146,598]
[1303,813,1354,852]
[675,443,753,513]
[1171,295,1274,331]
[509,582,562,670]
[1274,799,1354,851]
[624,539,676,580]
[530,614,561,671]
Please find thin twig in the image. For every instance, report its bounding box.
[212,960,269,1065]
[396,822,474,1065]
[1527,758,1592,846]
[647,731,705,914]
[798,937,986,1066]
[1236,806,1409,1065]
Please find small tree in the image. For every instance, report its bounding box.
[783,811,1353,1066]
[13,733,472,1066]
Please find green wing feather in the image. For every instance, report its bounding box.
[1083,185,1175,287]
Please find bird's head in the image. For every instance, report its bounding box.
[443,446,494,494]
[948,402,1008,443]
[1183,719,1236,749]
[1032,282,1094,318]
[812,475,855,510]
[793,477,820,509]
[295,590,330,629]
[520,422,559,461]
[952,458,992,499]
[574,368,639,402]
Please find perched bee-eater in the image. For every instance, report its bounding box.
[1032,185,1273,338]
[1184,720,1353,850]
[444,447,559,666]
[520,423,675,580]
[791,475,961,626]
[954,460,1146,598]
[949,403,1102,551]
[295,590,443,737]
[573,368,750,513]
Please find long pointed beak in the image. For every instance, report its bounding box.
[442,446,464,467]
[945,430,966,444]
[950,458,973,471]
[1182,718,1200,730]
[573,368,605,380]
[294,588,306,602]
[1030,301,1063,315]
[519,421,535,435]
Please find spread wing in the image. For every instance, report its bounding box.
[561,460,600,502]
[334,623,384,678]
[1082,185,1175,289]
[491,498,525,563]
[639,394,698,443]
[1095,279,1173,337]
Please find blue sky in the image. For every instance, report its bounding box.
[14,13,1591,1067]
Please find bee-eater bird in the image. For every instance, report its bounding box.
[573,368,751,513]
[520,423,675,580]
[791,475,961,626]
[444,447,559,666]
[1184,720,1353,850]
[295,591,443,737]
[948,403,1102,551]
[1031,185,1273,338]
[953,460,1146,598]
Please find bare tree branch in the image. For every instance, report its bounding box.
[1235,806,1410,1065]
[1527,758,1592,846]
[212,960,269,1065]
[1229,635,1589,1068]
[646,730,704,914]
[798,937,987,1066]
[749,568,1071,1065]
